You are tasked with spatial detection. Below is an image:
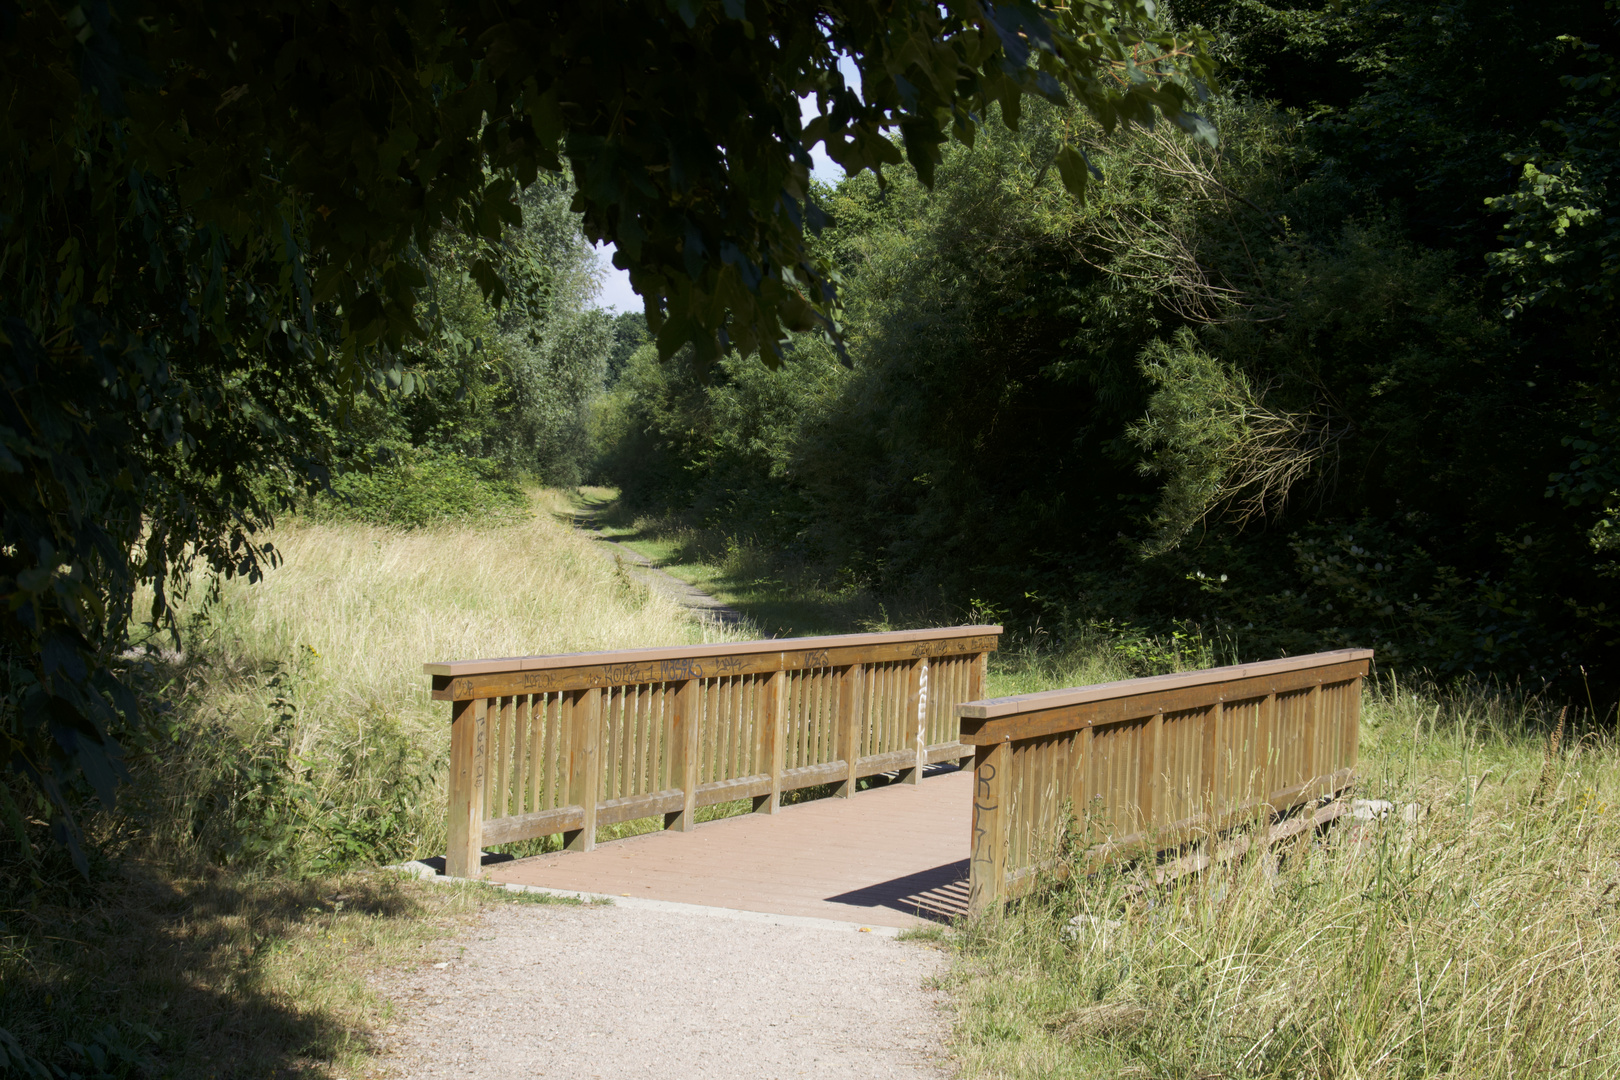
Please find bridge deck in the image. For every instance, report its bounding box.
[486,768,972,928]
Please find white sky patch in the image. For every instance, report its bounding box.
[592,57,863,314]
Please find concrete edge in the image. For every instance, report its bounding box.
[381,862,909,938]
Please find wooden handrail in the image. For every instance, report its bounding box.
[960,649,1371,912]
[427,625,1001,877]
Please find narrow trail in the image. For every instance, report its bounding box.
[569,507,751,632]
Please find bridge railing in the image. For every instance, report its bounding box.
[959,649,1371,911]
[426,625,1001,877]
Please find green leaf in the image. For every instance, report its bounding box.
[1053,144,1100,199]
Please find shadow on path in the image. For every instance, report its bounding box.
[824,859,971,925]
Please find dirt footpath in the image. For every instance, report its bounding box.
[371,898,955,1079]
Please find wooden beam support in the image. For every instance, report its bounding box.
[564,688,601,852]
[446,696,485,879]
[664,679,700,831]
[754,670,786,814]
[967,739,1009,914]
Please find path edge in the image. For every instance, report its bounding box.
[382,863,908,938]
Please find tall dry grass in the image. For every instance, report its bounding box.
[6,491,724,1078]
[130,489,739,869]
[948,678,1620,1079]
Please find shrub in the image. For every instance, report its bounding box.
[310,450,527,530]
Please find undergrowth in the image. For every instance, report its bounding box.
[307,449,529,530]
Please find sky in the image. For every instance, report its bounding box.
[591,57,863,314]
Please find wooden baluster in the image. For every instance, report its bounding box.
[541,693,560,809]
[1072,721,1092,848]
[700,678,716,783]
[446,696,485,879]
[1203,699,1223,827]
[717,676,731,780]
[495,695,512,819]
[638,683,651,793]
[958,655,978,769]
[836,664,863,797]
[901,657,927,784]
[621,685,636,798]
[755,669,786,814]
[786,671,803,770]
[1261,688,1278,811]
[817,666,829,765]
[1347,673,1364,780]
[532,694,546,811]
[564,688,602,852]
[883,663,893,756]
[1137,708,1162,835]
[614,686,631,799]
[737,676,750,778]
[1304,681,1321,800]
[868,663,881,759]
[735,675,749,777]
[513,695,528,816]
[650,682,664,793]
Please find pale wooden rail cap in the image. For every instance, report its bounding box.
[423,624,1003,677]
[957,648,1373,719]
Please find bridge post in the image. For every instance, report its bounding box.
[665,679,700,831]
[564,688,602,852]
[754,670,786,813]
[446,696,486,879]
[967,738,1008,914]
[962,650,991,771]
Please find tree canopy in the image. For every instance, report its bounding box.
[1,1,1216,864]
[594,0,1620,694]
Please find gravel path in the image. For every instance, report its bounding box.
[371,899,956,1079]
[567,504,750,631]
[594,537,750,630]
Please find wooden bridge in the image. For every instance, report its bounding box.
[425,629,1370,926]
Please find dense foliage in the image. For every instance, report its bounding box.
[597,0,1620,695]
[2,0,1214,865]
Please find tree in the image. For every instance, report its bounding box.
[1,1,1216,865]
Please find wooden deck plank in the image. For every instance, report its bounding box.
[487,768,974,929]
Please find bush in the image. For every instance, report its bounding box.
[311,450,528,530]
